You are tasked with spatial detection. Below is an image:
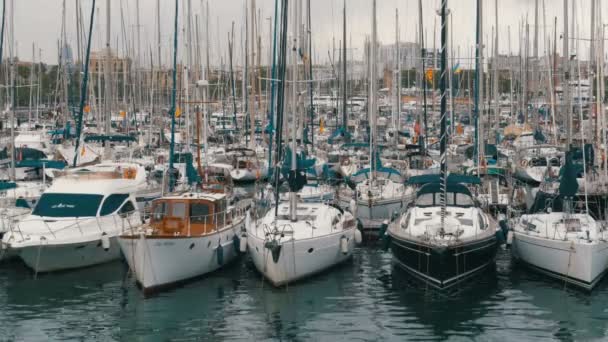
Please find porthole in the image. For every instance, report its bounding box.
[308,248,314,253]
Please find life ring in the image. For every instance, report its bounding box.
[520,159,528,167]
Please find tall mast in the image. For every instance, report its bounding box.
[493,0,499,142]
[136,0,142,114]
[289,0,300,222]
[268,0,279,174]
[418,0,428,152]
[168,0,180,192]
[104,0,111,136]
[72,0,96,167]
[396,9,401,142]
[341,0,347,135]
[439,0,448,230]
[563,0,571,147]
[393,8,399,142]
[474,0,483,171]
[369,0,377,182]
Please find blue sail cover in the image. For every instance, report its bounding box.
[349,167,402,184]
[559,151,579,198]
[173,152,201,185]
[84,134,136,143]
[533,128,546,143]
[16,160,67,169]
[327,127,352,144]
[407,174,481,185]
[0,182,17,191]
[281,147,316,192]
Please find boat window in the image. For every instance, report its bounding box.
[171,202,187,219]
[100,194,130,216]
[455,193,474,207]
[478,213,486,230]
[152,201,168,221]
[32,193,103,217]
[119,201,136,217]
[190,202,211,224]
[215,199,227,225]
[417,193,434,206]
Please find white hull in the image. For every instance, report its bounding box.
[18,236,122,272]
[247,228,355,286]
[231,166,268,182]
[119,220,243,291]
[512,232,608,289]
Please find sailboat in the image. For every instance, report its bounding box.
[246,0,360,287]
[118,172,248,293]
[511,151,608,290]
[338,0,411,232]
[387,0,498,289]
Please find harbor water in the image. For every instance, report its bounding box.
[1,247,607,341]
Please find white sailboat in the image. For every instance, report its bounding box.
[511,153,608,290]
[119,189,248,293]
[246,0,360,287]
[338,0,411,231]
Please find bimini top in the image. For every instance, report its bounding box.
[407,174,481,186]
[415,182,475,207]
[350,167,402,184]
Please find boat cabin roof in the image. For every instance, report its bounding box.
[415,183,475,208]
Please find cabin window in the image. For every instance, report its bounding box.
[215,199,227,225]
[32,193,103,217]
[417,193,434,206]
[446,193,456,206]
[152,202,168,221]
[478,213,486,230]
[119,201,136,217]
[455,193,474,207]
[171,202,187,219]
[190,202,211,224]
[100,194,130,216]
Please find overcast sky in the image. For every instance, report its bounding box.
[7,0,604,68]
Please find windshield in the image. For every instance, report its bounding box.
[32,193,103,217]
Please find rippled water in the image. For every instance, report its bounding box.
[1,247,607,341]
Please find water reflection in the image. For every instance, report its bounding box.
[0,247,607,340]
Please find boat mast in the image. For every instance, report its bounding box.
[274,0,288,217]
[72,0,96,167]
[418,0,428,154]
[307,0,314,149]
[542,0,557,143]
[104,0,111,139]
[369,0,377,182]
[393,8,399,144]
[563,0,571,148]
[341,0,347,137]
[439,0,448,230]
[169,0,180,192]
[268,0,279,174]
[289,0,300,222]
[474,0,483,172]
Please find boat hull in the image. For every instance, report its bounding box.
[390,235,498,289]
[512,232,608,290]
[119,221,243,292]
[17,236,122,272]
[231,167,268,182]
[247,229,356,286]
